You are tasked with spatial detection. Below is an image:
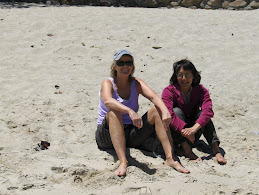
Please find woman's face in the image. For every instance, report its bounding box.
[115,55,134,76]
[177,67,193,92]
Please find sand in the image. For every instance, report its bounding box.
[0,3,259,194]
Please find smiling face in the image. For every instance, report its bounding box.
[177,67,193,92]
[115,55,134,76]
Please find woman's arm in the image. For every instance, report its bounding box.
[181,85,214,141]
[135,78,171,129]
[196,84,214,126]
[101,79,143,128]
[161,86,187,132]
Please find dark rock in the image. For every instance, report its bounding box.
[207,0,223,8]
[157,0,170,6]
[181,0,193,7]
[134,0,157,8]
[100,0,112,6]
[0,0,257,9]
[193,0,203,7]
[229,0,248,8]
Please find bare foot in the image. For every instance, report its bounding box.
[181,141,201,161]
[215,153,227,165]
[193,157,202,162]
[114,162,127,176]
[186,151,202,161]
[211,142,227,165]
[165,159,190,174]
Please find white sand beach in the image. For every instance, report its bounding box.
[0,4,259,194]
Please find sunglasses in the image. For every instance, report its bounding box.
[177,73,193,78]
[116,61,134,67]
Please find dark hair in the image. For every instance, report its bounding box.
[169,59,201,86]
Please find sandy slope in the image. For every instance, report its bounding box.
[0,4,258,194]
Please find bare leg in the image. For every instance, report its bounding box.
[148,106,190,174]
[212,142,227,165]
[107,110,128,176]
[181,141,202,162]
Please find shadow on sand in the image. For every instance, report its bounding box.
[103,148,157,175]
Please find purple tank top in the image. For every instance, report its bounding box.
[97,78,139,126]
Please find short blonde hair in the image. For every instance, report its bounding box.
[110,55,135,81]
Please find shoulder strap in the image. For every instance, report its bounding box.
[108,77,116,91]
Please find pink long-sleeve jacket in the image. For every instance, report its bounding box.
[161,83,214,132]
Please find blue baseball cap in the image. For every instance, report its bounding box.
[113,49,133,61]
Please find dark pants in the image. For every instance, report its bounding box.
[172,107,220,148]
[95,112,156,150]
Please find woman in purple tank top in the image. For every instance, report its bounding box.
[96,49,190,176]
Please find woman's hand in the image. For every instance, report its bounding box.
[183,133,195,144]
[181,123,201,143]
[161,109,172,131]
[128,109,143,128]
[181,127,196,136]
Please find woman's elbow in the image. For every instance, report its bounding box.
[103,99,111,107]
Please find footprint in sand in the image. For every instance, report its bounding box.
[51,167,68,174]
[6,121,18,129]
[123,186,152,194]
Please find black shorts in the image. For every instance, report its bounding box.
[95,112,155,150]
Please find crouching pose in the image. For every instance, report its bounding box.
[162,59,227,164]
[96,50,190,176]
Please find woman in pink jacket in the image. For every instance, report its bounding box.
[162,59,227,164]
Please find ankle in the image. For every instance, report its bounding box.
[211,142,220,155]
[181,143,192,155]
[120,160,128,166]
[166,156,173,162]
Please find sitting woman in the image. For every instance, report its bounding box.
[96,50,190,176]
[161,59,227,164]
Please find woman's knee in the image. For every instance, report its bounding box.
[106,110,122,124]
[173,107,185,120]
[147,106,160,125]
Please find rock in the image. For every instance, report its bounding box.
[170,1,179,6]
[60,0,69,5]
[88,0,102,5]
[52,0,60,5]
[70,0,79,5]
[207,0,222,8]
[200,1,206,8]
[222,0,229,8]
[134,0,157,7]
[115,0,135,6]
[193,0,203,7]
[205,4,213,8]
[248,1,259,8]
[133,0,157,7]
[181,0,193,7]
[3,0,258,9]
[229,0,248,8]
[157,0,170,6]
[146,0,158,7]
[100,0,113,6]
